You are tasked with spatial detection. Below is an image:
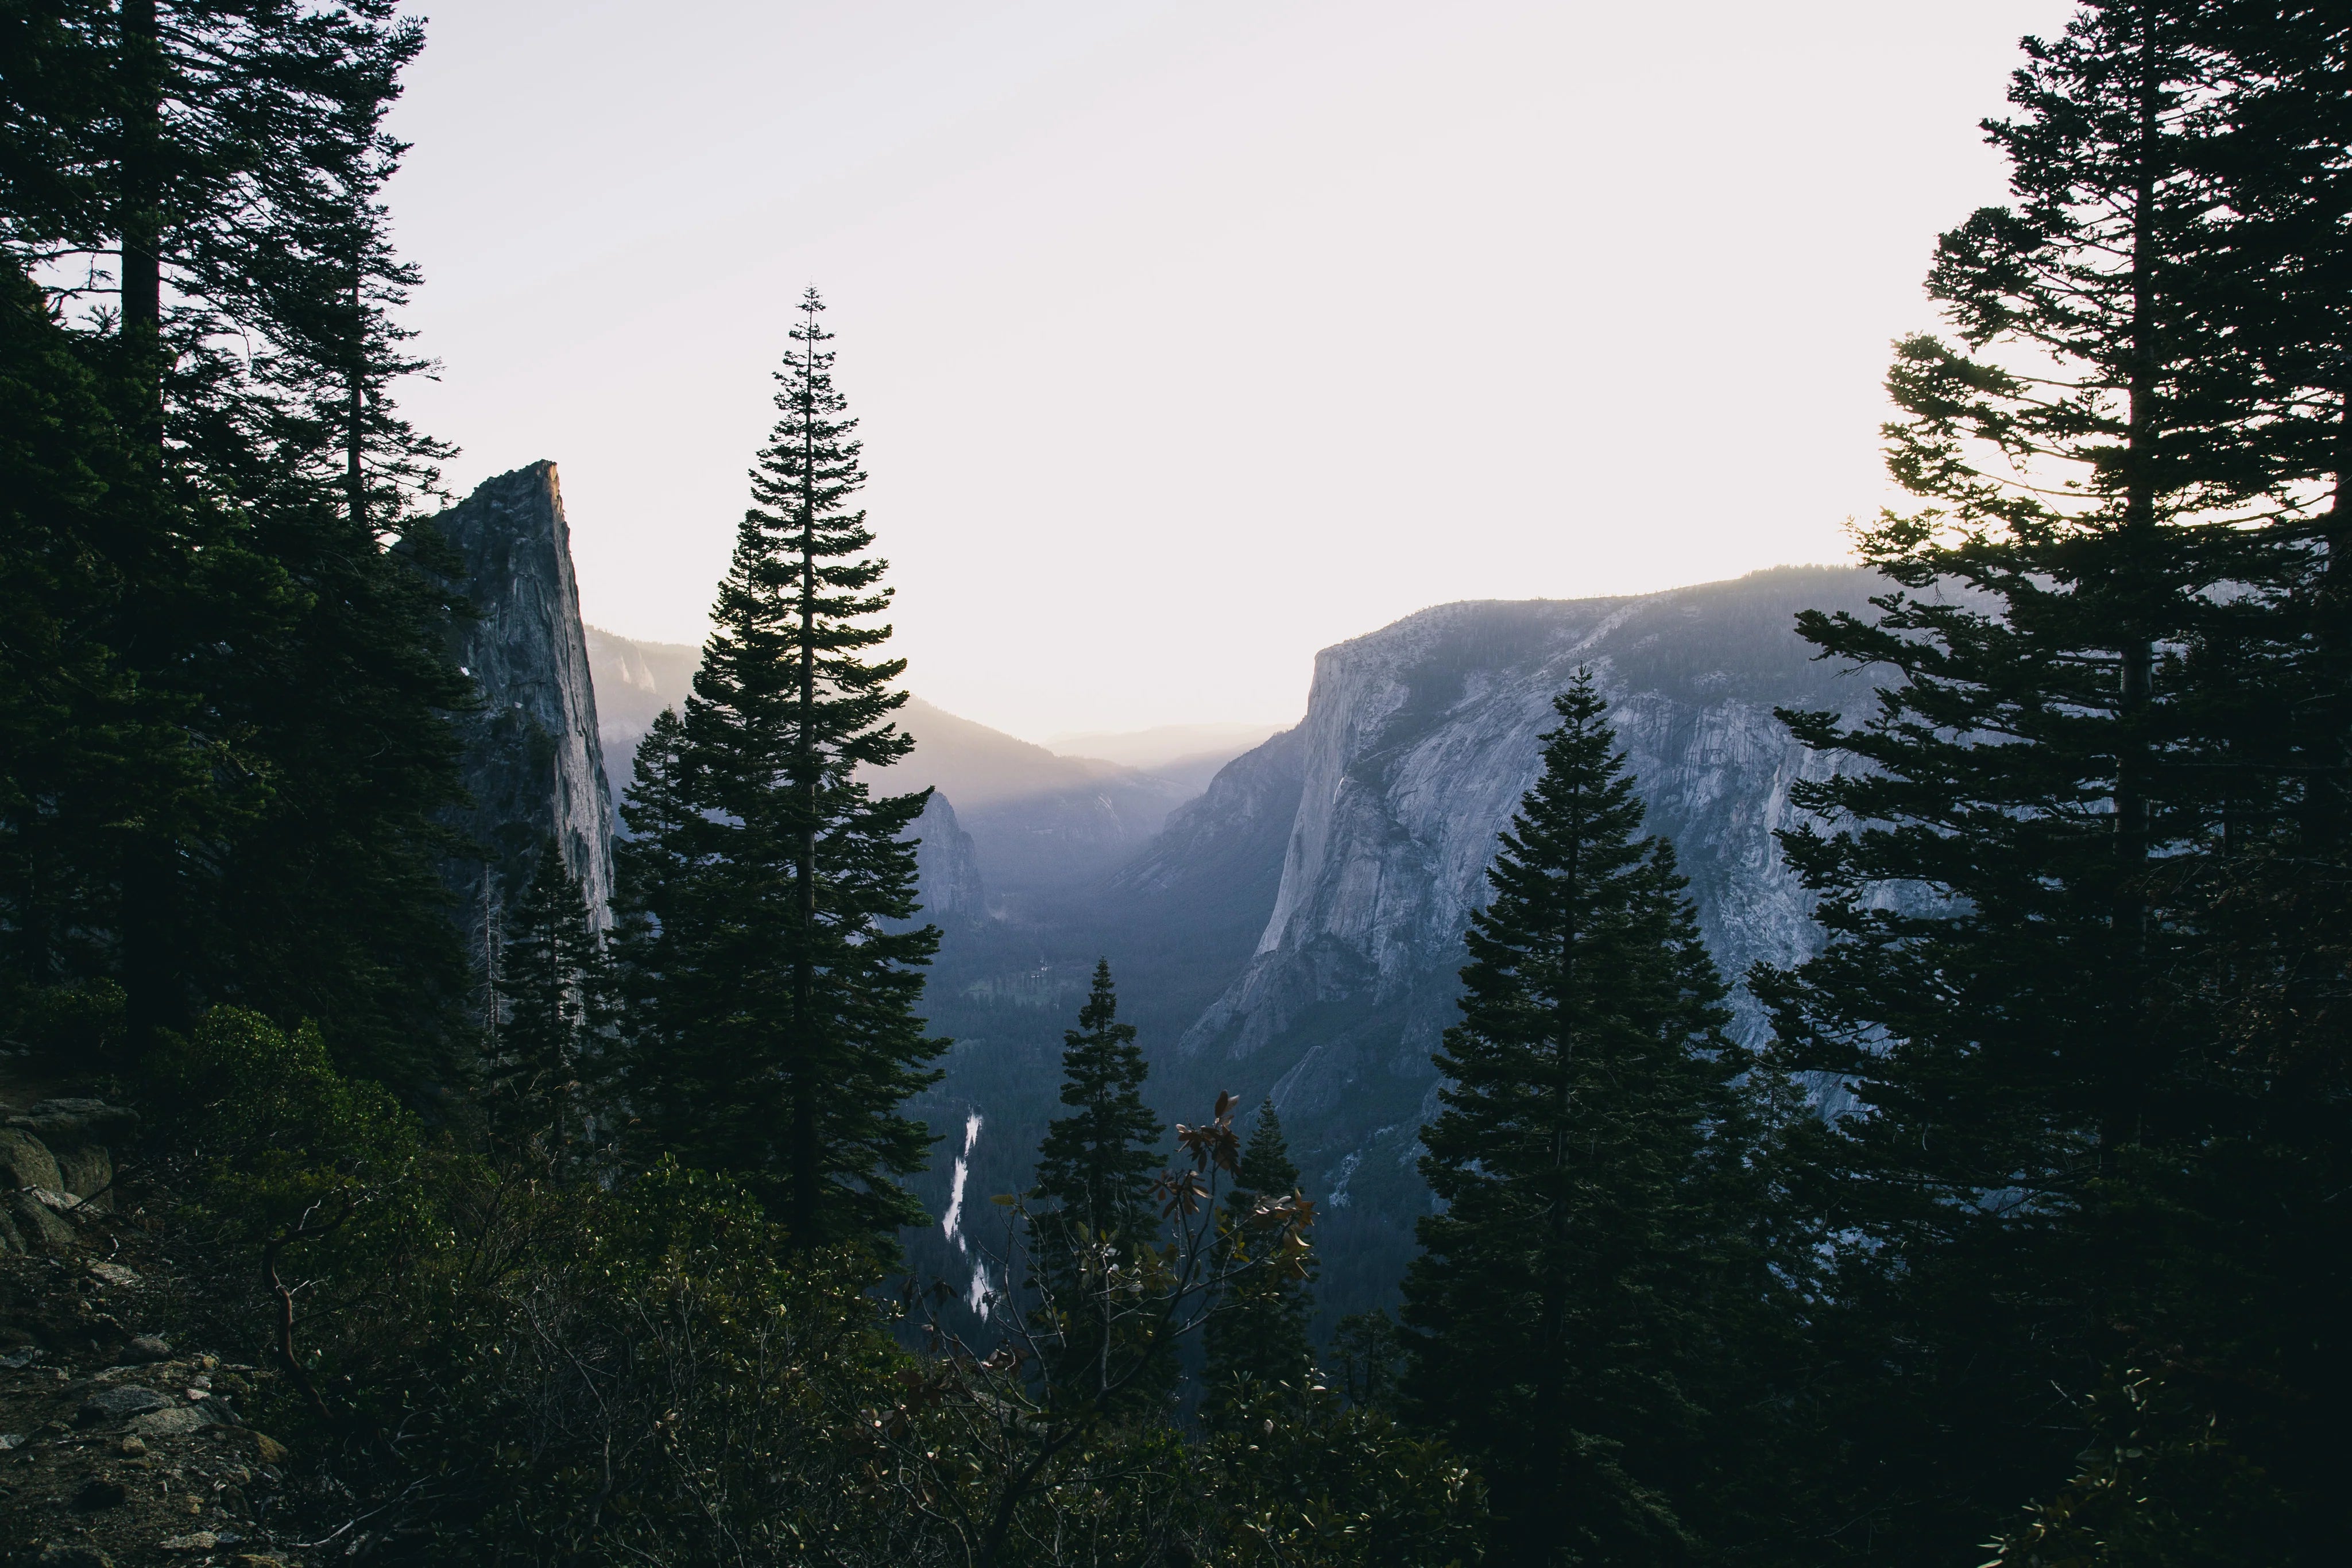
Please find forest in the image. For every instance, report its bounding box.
[2,1,2349,1563]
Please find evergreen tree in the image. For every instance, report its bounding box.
[0,2,470,1077]
[616,291,941,1252]
[1402,673,1753,1568]
[1753,4,2352,1558]
[1201,1101,1316,1424]
[487,838,609,1170]
[1027,959,1173,1408]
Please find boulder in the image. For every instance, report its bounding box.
[76,1384,168,1425]
[8,1191,75,1252]
[54,1143,111,1211]
[0,1126,61,1192]
[11,1098,138,1143]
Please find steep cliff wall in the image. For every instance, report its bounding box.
[910,792,988,927]
[434,463,616,943]
[1151,566,1891,1313]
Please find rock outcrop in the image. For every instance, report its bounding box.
[909,793,988,927]
[432,463,616,944]
[0,1098,134,1253]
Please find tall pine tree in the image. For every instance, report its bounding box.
[1402,673,1755,1568]
[1752,3,2352,1558]
[0,1,471,1077]
[617,291,941,1253]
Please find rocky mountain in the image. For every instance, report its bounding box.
[433,463,616,950]
[904,566,1894,1323]
[909,793,988,927]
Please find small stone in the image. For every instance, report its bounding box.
[117,1334,169,1364]
[88,1261,140,1288]
[158,1534,219,1554]
[114,1434,146,1457]
[72,1475,127,1510]
[76,1384,168,1424]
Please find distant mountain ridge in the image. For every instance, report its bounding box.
[581,628,1267,907]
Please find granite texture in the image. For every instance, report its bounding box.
[431,462,616,946]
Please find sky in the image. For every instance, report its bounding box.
[386,0,2078,742]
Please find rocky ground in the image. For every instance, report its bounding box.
[0,1089,312,1568]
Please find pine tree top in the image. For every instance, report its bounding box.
[1032,960,1163,1236]
[1235,1099,1299,1200]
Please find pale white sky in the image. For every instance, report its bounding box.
[388,0,2075,741]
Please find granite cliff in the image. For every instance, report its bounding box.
[433,463,616,949]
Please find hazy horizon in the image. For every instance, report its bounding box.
[388,0,2075,737]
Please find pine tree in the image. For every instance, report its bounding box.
[616,291,942,1253]
[1201,1101,1316,1424]
[0,2,471,1075]
[1027,960,1173,1410]
[487,838,609,1170]
[1401,672,1751,1568]
[1750,5,2352,1558]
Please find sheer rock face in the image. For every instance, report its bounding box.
[434,462,616,943]
[910,792,987,926]
[1162,567,1893,1260]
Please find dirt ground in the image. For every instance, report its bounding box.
[0,1071,314,1568]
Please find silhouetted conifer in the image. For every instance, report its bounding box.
[1027,960,1173,1408]
[1402,672,1753,1568]
[1757,4,2352,1558]
[616,292,941,1252]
